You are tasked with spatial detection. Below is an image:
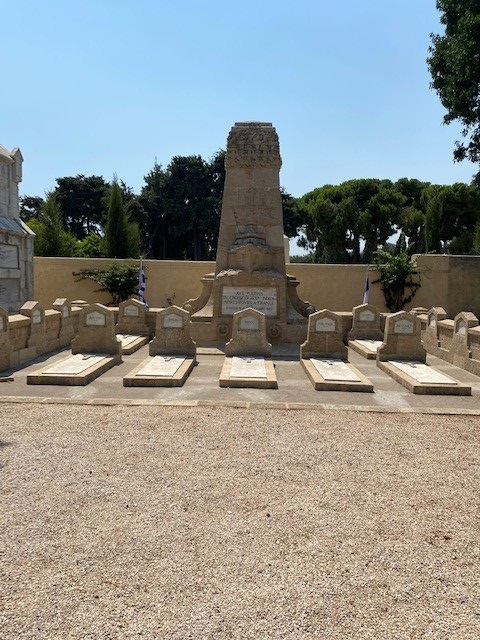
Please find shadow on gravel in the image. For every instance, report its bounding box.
[0,439,13,470]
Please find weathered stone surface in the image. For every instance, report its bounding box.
[450,311,479,370]
[301,309,347,360]
[149,305,196,357]
[0,145,34,311]
[225,308,272,357]
[52,298,75,347]
[377,311,425,362]
[71,303,122,357]
[423,307,448,357]
[19,300,48,355]
[348,303,383,341]
[0,305,10,372]
[184,122,314,344]
[115,298,149,336]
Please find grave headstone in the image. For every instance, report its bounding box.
[301,309,347,360]
[124,305,196,386]
[225,307,272,357]
[149,305,196,356]
[220,308,277,387]
[450,311,478,369]
[116,298,149,336]
[71,303,122,356]
[183,122,314,344]
[423,306,447,356]
[377,311,425,362]
[348,303,384,359]
[52,297,75,347]
[19,300,48,355]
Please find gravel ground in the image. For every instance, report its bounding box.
[1,403,479,639]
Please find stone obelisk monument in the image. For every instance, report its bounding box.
[184,122,314,343]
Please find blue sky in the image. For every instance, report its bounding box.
[2,0,476,204]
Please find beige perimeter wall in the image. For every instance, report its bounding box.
[33,255,480,318]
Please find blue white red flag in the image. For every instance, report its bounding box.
[138,261,149,309]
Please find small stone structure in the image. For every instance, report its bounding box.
[347,303,384,359]
[124,306,196,387]
[115,298,149,336]
[72,303,122,357]
[184,122,314,344]
[149,305,196,357]
[450,311,478,370]
[220,308,277,388]
[0,145,34,311]
[52,298,75,347]
[0,305,10,372]
[377,311,426,362]
[20,300,48,355]
[301,309,347,360]
[423,307,448,357]
[225,308,272,357]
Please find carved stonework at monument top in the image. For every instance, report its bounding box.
[216,122,286,274]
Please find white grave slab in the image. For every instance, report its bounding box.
[44,354,108,375]
[310,358,361,382]
[390,361,457,385]
[118,334,139,347]
[136,355,185,377]
[230,356,267,378]
[355,339,383,353]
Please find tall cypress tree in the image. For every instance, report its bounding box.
[105,178,139,258]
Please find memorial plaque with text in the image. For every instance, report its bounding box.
[394,320,414,334]
[315,317,336,333]
[456,320,467,335]
[163,313,183,328]
[0,279,20,305]
[86,311,106,326]
[221,287,277,316]
[124,305,139,317]
[32,310,42,324]
[239,315,260,331]
[0,244,18,269]
[359,310,375,322]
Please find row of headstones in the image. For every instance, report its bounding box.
[421,307,480,377]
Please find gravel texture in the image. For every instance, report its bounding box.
[1,403,479,639]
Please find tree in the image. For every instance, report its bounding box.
[372,249,421,312]
[424,190,443,253]
[54,175,109,239]
[74,264,140,305]
[28,192,77,256]
[428,1,480,178]
[104,179,140,259]
[19,195,44,221]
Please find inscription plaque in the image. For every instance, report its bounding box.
[0,244,18,269]
[86,311,106,326]
[221,287,277,316]
[163,313,183,328]
[456,320,467,335]
[124,305,139,317]
[0,279,20,305]
[32,310,42,324]
[429,316,436,327]
[239,315,260,331]
[0,317,4,331]
[394,320,414,335]
[359,310,375,322]
[315,317,336,333]
[62,306,69,318]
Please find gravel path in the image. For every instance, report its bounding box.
[1,404,479,639]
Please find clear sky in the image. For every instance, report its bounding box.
[2,0,477,202]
